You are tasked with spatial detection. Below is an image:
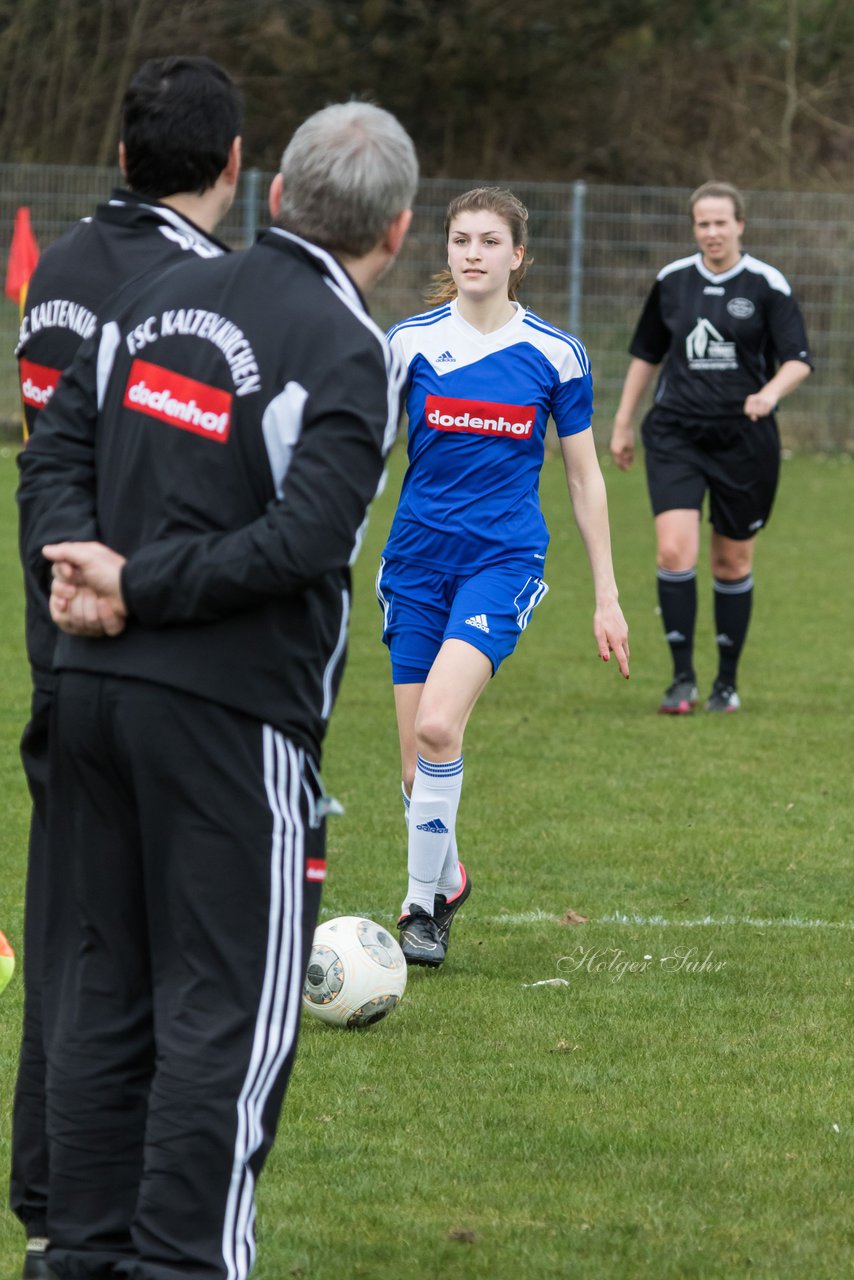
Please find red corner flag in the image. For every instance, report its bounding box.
[5,206,40,305]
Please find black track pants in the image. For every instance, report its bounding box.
[43,674,325,1280]
[9,685,54,1239]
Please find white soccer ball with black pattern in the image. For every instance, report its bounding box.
[302,916,407,1028]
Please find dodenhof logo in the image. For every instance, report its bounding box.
[19,358,61,408]
[425,394,535,439]
[123,358,232,442]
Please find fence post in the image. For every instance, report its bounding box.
[568,179,587,334]
[242,168,261,247]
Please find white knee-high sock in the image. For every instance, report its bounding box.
[402,754,464,916]
[403,780,461,900]
[436,836,462,897]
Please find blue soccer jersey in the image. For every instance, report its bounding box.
[383,299,593,573]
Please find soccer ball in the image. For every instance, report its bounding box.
[302,916,407,1029]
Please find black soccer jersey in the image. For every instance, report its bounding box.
[629,252,812,419]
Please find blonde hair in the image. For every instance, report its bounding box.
[689,181,745,222]
[424,186,532,307]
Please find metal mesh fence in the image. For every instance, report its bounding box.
[3,167,852,449]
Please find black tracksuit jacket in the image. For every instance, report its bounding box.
[16,188,229,691]
[18,227,404,760]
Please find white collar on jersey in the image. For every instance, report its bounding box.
[107,197,224,256]
[450,297,524,340]
[692,251,748,285]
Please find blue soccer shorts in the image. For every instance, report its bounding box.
[376,557,549,684]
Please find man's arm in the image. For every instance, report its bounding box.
[17,331,103,601]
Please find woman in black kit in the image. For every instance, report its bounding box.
[609,181,812,714]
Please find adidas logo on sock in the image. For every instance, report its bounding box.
[464,613,490,633]
[436,350,456,363]
[416,818,449,834]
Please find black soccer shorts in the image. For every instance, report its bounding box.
[641,407,781,540]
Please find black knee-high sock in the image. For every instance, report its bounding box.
[657,567,697,680]
[714,574,753,686]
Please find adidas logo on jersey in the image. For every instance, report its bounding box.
[435,350,456,363]
[465,614,490,633]
[416,818,450,834]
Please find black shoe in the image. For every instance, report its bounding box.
[659,675,699,715]
[398,904,446,967]
[433,862,472,952]
[23,1239,59,1280]
[704,679,741,712]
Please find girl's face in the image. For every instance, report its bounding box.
[447,209,524,302]
[692,196,744,273]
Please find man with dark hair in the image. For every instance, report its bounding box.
[18,100,416,1280]
[12,54,241,1280]
[119,56,242,198]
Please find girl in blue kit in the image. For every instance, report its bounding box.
[377,187,630,967]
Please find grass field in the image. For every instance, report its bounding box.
[0,442,851,1279]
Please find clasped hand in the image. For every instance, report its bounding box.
[43,542,128,638]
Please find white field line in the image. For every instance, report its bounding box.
[599,911,853,931]
[321,907,853,930]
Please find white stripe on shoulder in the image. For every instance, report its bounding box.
[262,381,309,498]
[522,311,591,375]
[139,202,225,258]
[96,322,122,410]
[386,305,452,341]
[322,274,405,457]
[740,253,792,296]
[266,229,405,518]
[656,253,701,281]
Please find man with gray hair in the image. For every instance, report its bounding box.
[17,101,417,1280]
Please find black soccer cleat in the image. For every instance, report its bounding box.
[704,679,741,713]
[398,904,446,967]
[658,675,699,715]
[23,1239,59,1280]
[433,862,472,953]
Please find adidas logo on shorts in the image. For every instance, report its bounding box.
[464,613,490,633]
